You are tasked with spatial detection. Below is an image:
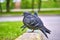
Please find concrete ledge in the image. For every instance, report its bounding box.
[15,32,46,40]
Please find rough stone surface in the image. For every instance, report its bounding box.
[15,32,46,40]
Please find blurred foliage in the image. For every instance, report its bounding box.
[0,0,60,10]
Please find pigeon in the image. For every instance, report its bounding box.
[21,12,51,38]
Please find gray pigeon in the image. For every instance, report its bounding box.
[21,12,51,38]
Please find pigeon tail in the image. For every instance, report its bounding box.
[42,26,51,34]
[39,28,48,38]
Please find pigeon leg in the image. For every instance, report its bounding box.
[32,29,34,32]
[21,25,26,31]
[21,25,26,28]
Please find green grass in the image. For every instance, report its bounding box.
[0,21,27,40]
[38,10,60,15]
[0,12,23,16]
[0,10,60,16]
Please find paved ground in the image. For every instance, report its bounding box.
[0,16,60,40]
[0,16,23,22]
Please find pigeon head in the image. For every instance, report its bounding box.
[24,12,31,17]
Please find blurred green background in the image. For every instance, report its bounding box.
[0,0,60,15]
[0,0,60,9]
